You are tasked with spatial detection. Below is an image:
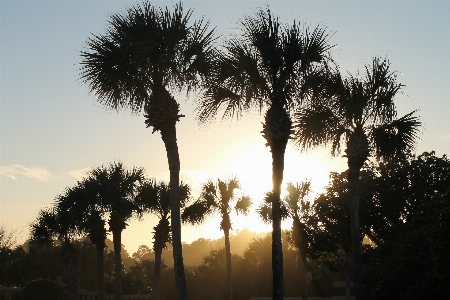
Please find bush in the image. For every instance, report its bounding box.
[23,279,63,300]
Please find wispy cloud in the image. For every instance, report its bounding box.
[0,164,51,181]
[68,167,92,181]
[440,133,450,141]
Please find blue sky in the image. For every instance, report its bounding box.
[1,0,449,253]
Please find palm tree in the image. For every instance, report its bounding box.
[87,162,144,300]
[30,205,80,300]
[135,180,191,300]
[57,180,108,300]
[196,8,331,299]
[259,181,314,300]
[183,178,251,300]
[294,57,421,295]
[80,3,215,298]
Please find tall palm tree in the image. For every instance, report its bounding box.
[30,205,80,300]
[294,57,421,295]
[57,180,108,300]
[259,181,314,300]
[135,180,191,300]
[196,8,331,299]
[80,3,215,298]
[87,162,144,300]
[183,178,251,300]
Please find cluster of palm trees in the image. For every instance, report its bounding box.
[30,162,251,300]
[77,1,421,299]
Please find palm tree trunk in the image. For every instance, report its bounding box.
[224,227,232,300]
[271,144,286,300]
[263,103,291,300]
[112,228,123,300]
[95,241,106,300]
[61,241,79,300]
[150,247,163,300]
[160,124,188,300]
[347,165,362,296]
[301,255,308,300]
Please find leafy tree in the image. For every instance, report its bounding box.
[197,8,331,298]
[361,151,450,299]
[87,162,144,300]
[183,178,251,300]
[294,58,421,295]
[306,169,376,300]
[29,206,80,300]
[135,180,192,300]
[80,3,215,298]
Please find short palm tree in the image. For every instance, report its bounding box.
[30,205,80,300]
[196,8,331,299]
[294,57,421,295]
[135,180,191,300]
[87,162,144,300]
[183,178,251,300]
[57,179,108,300]
[80,3,215,298]
[259,181,314,300]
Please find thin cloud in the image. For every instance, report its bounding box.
[0,164,51,181]
[68,167,92,181]
[440,133,450,141]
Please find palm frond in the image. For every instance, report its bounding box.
[235,196,252,215]
[294,104,341,151]
[372,111,421,161]
[181,200,211,225]
[364,57,403,123]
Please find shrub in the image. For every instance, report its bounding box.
[23,279,63,300]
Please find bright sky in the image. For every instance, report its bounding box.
[1,0,449,254]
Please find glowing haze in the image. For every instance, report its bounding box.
[1,1,449,254]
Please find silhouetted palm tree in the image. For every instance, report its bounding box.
[259,181,313,300]
[183,178,251,300]
[30,206,80,300]
[294,57,421,295]
[57,179,108,300]
[87,162,144,300]
[196,8,331,299]
[80,3,215,298]
[135,180,191,300]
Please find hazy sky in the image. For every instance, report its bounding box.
[1,0,449,254]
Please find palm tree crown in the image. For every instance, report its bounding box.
[295,57,421,164]
[80,1,215,131]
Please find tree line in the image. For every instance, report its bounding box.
[2,151,449,300]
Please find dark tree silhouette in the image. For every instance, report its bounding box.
[294,57,421,295]
[80,3,215,298]
[135,180,192,300]
[183,178,251,300]
[30,206,79,300]
[196,8,331,299]
[259,181,314,300]
[57,179,108,300]
[86,162,144,300]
